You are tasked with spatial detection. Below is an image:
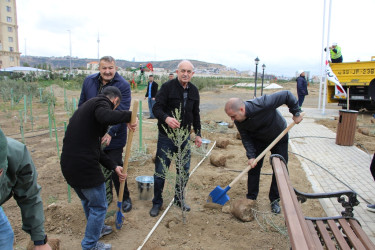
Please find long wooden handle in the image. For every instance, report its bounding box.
[118,100,139,203]
[228,112,304,188]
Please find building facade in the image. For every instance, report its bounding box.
[0,0,20,68]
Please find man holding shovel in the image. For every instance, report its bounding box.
[61,86,137,250]
[224,90,303,214]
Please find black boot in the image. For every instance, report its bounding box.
[150,204,162,217]
[174,199,191,212]
[122,198,132,213]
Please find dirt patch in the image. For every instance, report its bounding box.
[315,113,375,154]
[1,82,373,249]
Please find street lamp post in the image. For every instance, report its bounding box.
[261,64,266,96]
[67,30,72,78]
[254,57,260,97]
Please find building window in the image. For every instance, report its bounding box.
[8,27,13,32]
[10,57,14,62]
[8,37,13,42]
[9,47,14,52]
[6,17,12,22]
[6,6,11,12]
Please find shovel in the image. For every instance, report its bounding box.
[115,100,139,229]
[207,113,304,206]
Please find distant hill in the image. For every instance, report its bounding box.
[20,56,230,72]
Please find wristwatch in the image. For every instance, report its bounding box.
[294,112,301,117]
[34,234,48,246]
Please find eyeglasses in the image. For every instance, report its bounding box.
[179,69,193,74]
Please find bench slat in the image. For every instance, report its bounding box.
[306,220,324,250]
[327,220,351,250]
[348,219,375,250]
[338,219,366,250]
[275,167,310,249]
[315,220,337,250]
[273,157,317,249]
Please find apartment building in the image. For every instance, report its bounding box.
[0,0,20,68]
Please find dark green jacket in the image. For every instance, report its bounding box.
[0,137,45,241]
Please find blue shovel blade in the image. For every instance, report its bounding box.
[208,185,231,205]
[115,201,125,229]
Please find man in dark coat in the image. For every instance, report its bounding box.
[144,75,158,119]
[296,70,308,107]
[149,60,202,217]
[224,91,302,214]
[79,56,133,213]
[61,86,136,250]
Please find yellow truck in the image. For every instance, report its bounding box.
[327,58,375,110]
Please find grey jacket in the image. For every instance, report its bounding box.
[234,90,301,159]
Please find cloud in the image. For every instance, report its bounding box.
[16,0,375,77]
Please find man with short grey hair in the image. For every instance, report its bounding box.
[150,60,202,217]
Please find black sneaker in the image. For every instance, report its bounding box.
[150,204,161,217]
[271,201,281,214]
[122,198,132,213]
[367,204,375,213]
[174,200,191,212]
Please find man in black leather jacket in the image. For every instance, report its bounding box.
[149,60,202,217]
[224,90,303,214]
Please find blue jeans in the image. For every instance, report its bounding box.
[0,206,14,250]
[74,183,107,250]
[148,98,156,118]
[152,133,191,206]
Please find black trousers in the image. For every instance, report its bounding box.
[370,154,375,182]
[246,134,289,202]
[331,56,343,63]
[104,148,130,200]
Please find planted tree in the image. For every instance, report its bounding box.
[157,107,191,223]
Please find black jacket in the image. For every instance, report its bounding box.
[61,95,132,188]
[153,78,201,136]
[78,72,131,150]
[145,81,159,98]
[235,90,301,159]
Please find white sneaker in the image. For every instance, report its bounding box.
[367,204,375,213]
[90,241,112,250]
[99,225,113,238]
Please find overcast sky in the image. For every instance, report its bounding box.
[16,0,375,77]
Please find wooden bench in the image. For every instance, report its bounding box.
[270,154,375,250]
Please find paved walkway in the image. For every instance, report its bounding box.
[279,107,375,243]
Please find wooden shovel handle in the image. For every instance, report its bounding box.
[118,100,139,203]
[228,112,304,188]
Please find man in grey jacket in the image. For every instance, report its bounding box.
[224,90,303,214]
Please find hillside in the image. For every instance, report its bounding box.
[20,56,229,71]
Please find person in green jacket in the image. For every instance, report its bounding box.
[325,42,343,63]
[0,129,51,249]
